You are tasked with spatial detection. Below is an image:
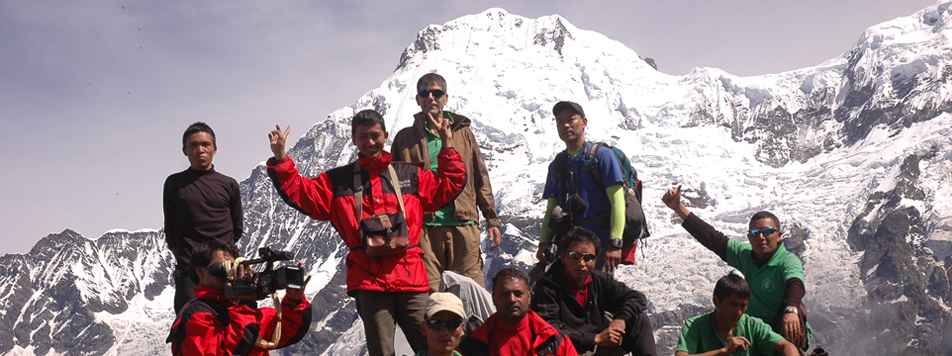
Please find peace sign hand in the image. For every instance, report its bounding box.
[269,125,291,161]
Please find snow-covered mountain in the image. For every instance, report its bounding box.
[3,3,952,355]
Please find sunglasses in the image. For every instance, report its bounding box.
[747,227,778,237]
[418,89,446,99]
[425,317,464,331]
[566,250,597,262]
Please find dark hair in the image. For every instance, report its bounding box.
[713,272,750,301]
[182,122,217,149]
[750,211,780,230]
[558,227,601,256]
[416,73,447,93]
[189,239,240,284]
[351,110,387,137]
[491,268,529,295]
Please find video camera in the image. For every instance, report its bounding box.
[209,247,305,299]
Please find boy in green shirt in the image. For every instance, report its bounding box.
[677,273,798,356]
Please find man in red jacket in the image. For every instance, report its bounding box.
[169,240,312,356]
[266,110,466,356]
[458,268,579,356]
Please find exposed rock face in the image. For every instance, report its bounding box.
[4,5,952,356]
[844,153,950,355]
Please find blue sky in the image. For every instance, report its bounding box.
[0,0,937,255]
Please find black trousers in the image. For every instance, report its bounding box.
[586,311,657,356]
[173,271,195,315]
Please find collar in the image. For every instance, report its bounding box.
[753,242,787,268]
[560,267,592,291]
[357,152,393,174]
[186,165,216,174]
[192,284,235,306]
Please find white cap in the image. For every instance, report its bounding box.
[425,292,465,319]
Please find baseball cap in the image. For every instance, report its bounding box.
[553,101,585,118]
[425,292,465,319]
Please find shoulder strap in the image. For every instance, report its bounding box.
[586,142,607,191]
[387,165,405,212]
[353,162,363,220]
[353,162,406,220]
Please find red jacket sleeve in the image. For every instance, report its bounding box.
[267,157,335,221]
[418,148,467,212]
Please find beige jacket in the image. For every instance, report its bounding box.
[391,111,501,227]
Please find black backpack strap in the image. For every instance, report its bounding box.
[584,142,607,191]
[551,151,569,205]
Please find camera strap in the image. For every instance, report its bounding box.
[353,162,406,221]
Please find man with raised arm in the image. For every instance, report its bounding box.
[676,273,798,356]
[392,73,502,291]
[164,122,243,315]
[266,110,466,356]
[662,186,810,350]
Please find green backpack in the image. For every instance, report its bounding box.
[552,142,650,253]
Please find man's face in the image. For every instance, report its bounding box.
[183,132,217,170]
[422,311,464,354]
[492,277,531,324]
[197,249,234,290]
[560,240,596,285]
[713,293,748,329]
[747,217,782,258]
[352,123,389,157]
[555,110,586,145]
[416,82,448,117]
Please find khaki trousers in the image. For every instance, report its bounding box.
[419,224,484,292]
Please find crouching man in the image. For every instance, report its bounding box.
[676,273,798,356]
[531,227,657,356]
[169,240,312,356]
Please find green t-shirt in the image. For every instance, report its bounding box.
[725,240,805,321]
[425,112,473,227]
[677,311,784,356]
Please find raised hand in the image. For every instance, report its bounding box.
[269,125,291,161]
[428,112,454,145]
[662,185,691,220]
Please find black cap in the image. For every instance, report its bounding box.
[553,101,585,118]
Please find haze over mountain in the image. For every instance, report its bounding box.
[2,3,951,355]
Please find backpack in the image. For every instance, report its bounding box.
[552,142,650,262]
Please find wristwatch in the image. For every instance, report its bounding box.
[609,238,623,248]
[784,306,799,314]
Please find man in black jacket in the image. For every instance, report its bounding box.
[164,122,243,315]
[531,227,657,356]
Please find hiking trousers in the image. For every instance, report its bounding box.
[354,290,428,356]
[420,224,484,292]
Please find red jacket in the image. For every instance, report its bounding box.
[169,285,312,356]
[267,149,466,294]
[458,310,579,356]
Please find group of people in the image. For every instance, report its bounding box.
[162,72,812,356]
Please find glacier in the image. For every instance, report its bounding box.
[2,3,952,355]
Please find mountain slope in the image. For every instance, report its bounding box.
[2,3,952,355]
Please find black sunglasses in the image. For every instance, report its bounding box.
[425,317,464,331]
[748,227,778,237]
[418,89,446,99]
[566,251,597,262]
